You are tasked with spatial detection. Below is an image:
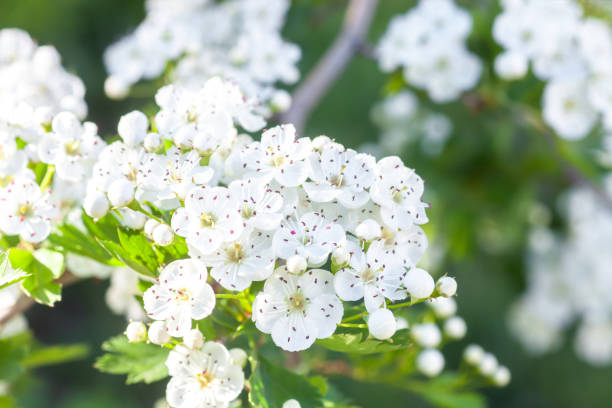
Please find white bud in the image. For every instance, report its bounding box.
[144,218,160,237]
[152,224,174,246]
[443,316,467,340]
[494,51,528,80]
[412,323,442,348]
[479,352,499,376]
[108,179,135,207]
[229,348,248,367]
[404,268,434,299]
[286,255,307,274]
[183,329,204,349]
[270,90,292,113]
[104,76,130,99]
[463,344,485,365]
[368,308,397,340]
[332,247,349,266]
[436,276,457,297]
[493,366,511,387]
[312,135,331,151]
[428,297,457,318]
[282,400,301,408]
[416,349,445,377]
[125,321,147,343]
[83,191,109,219]
[144,132,163,152]
[148,321,171,345]
[355,219,382,241]
[119,208,147,230]
[118,110,148,146]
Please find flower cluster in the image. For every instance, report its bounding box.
[493,0,612,140]
[376,0,481,102]
[510,182,612,365]
[104,0,299,115]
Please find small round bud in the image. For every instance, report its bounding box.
[270,90,292,113]
[312,135,331,151]
[148,321,171,345]
[83,191,109,219]
[104,76,130,99]
[368,308,397,340]
[229,348,248,367]
[416,349,445,377]
[118,110,148,146]
[183,329,204,350]
[436,276,457,297]
[493,366,511,387]
[125,321,147,343]
[152,224,174,246]
[412,323,442,348]
[463,344,485,365]
[119,209,147,230]
[443,316,467,340]
[355,219,382,241]
[332,247,349,266]
[428,297,457,318]
[282,400,301,408]
[144,132,163,152]
[144,219,160,237]
[108,179,135,207]
[286,255,307,274]
[479,352,499,376]
[404,268,434,300]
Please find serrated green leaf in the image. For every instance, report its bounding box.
[316,330,412,355]
[22,343,89,368]
[48,223,117,265]
[82,213,120,243]
[100,239,157,278]
[94,335,169,384]
[9,248,64,306]
[248,354,324,408]
[0,250,30,290]
[33,249,64,279]
[117,229,159,273]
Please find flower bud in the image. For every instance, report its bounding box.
[148,321,171,345]
[332,247,349,266]
[119,208,147,230]
[404,268,434,300]
[479,352,499,376]
[144,132,163,152]
[493,366,511,387]
[436,276,457,297]
[368,308,397,340]
[125,321,147,343]
[312,135,331,151]
[412,323,442,348]
[83,191,109,219]
[108,179,135,207]
[152,224,174,246]
[282,400,301,408]
[286,255,307,274]
[118,110,148,146]
[416,349,444,377]
[144,218,160,237]
[443,316,467,340]
[104,75,130,99]
[183,329,204,349]
[229,348,248,367]
[355,219,382,241]
[463,344,485,365]
[428,297,457,318]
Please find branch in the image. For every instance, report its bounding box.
[0,271,79,326]
[279,0,379,135]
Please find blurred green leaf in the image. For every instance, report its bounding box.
[22,344,89,368]
[48,224,118,265]
[0,333,31,383]
[94,335,169,384]
[9,249,64,306]
[316,330,412,355]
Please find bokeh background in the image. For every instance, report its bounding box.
[1,0,611,406]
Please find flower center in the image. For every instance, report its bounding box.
[173,288,191,303]
[361,267,378,283]
[392,187,406,204]
[200,212,217,228]
[330,174,345,187]
[241,203,254,219]
[226,243,246,264]
[288,292,307,313]
[196,370,214,389]
[64,140,81,155]
[17,204,33,218]
[381,227,395,246]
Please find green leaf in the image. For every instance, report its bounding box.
[0,332,32,382]
[94,336,169,384]
[82,213,120,243]
[22,343,89,368]
[33,249,64,279]
[0,250,30,290]
[248,354,324,408]
[9,249,64,306]
[47,223,117,265]
[316,330,412,355]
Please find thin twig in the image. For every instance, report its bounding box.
[278,0,379,135]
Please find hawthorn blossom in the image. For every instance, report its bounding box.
[227,177,283,231]
[252,268,343,351]
[143,259,216,337]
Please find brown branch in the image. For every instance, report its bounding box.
[279,0,379,135]
[0,270,79,326]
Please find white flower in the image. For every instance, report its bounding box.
[165,342,244,408]
[228,348,247,368]
[494,50,528,80]
[126,321,147,343]
[252,268,343,351]
[333,239,407,312]
[149,321,171,345]
[416,348,444,377]
[412,322,442,348]
[228,177,283,231]
[273,212,345,267]
[183,329,205,350]
[0,133,27,176]
[304,143,376,208]
[143,259,216,337]
[370,156,428,229]
[542,80,597,140]
[0,177,58,243]
[242,124,312,187]
[118,110,149,147]
[443,316,467,340]
[83,190,109,219]
[108,178,135,207]
[574,318,612,365]
[428,297,457,318]
[172,186,244,255]
[367,308,397,340]
[105,268,146,321]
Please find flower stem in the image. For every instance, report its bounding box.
[215,293,244,299]
[338,323,367,328]
[39,165,55,191]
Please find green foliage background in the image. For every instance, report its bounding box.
[1,0,611,406]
